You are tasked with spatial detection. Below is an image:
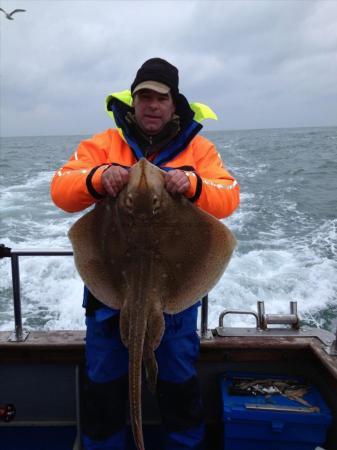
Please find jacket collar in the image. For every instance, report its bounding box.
[105,90,217,166]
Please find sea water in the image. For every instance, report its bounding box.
[0,127,336,331]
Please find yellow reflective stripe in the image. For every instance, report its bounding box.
[57,169,89,177]
[203,179,238,190]
[190,102,218,122]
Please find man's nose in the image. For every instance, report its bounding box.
[148,98,159,109]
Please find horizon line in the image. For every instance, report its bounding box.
[1,124,336,139]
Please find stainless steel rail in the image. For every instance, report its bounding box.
[0,245,210,341]
[1,245,73,342]
[217,300,301,336]
[219,309,260,328]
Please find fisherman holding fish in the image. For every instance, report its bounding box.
[51,58,240,450]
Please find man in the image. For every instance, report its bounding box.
[51,58,240,450]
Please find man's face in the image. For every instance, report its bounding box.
[133,89,175,135]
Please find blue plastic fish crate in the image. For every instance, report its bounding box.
[220,372,332,450]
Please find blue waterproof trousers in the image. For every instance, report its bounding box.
[81,298,205,450]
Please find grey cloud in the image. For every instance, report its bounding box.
[1,0,336,136]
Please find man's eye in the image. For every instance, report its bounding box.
[138,92,151,100]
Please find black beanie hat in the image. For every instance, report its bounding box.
[131,58,179,100]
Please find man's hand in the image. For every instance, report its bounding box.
[165,169,190,195]
[101,165,129,197]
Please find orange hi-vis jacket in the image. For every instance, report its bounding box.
[51,94,240,219]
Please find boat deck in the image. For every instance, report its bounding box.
[1,329,337,449]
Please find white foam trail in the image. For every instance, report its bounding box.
[1,131,337,332]
[208,219,337,329]
[2,207,336,332]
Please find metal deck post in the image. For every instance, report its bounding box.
[9,254,28,342]
[201,295,213,339]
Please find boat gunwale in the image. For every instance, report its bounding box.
[1,330,336,378]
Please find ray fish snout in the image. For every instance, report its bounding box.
[123,192,162,218]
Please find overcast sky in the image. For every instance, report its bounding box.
[1,0,336,136]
